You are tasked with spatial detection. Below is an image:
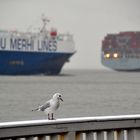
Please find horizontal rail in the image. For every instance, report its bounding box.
[1,114,140,139]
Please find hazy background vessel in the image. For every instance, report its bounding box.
[101,31,140,71]
[0,16,75,75]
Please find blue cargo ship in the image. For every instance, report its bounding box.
[0,16,75,75]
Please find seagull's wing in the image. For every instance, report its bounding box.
[39,100,51,111]
[32,100,51,112]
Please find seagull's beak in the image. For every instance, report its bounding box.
[60,97,63,101]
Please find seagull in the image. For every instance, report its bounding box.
[32,93,63,120]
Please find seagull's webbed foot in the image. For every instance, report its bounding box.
[48,114,51,120]
[48,113,55,120]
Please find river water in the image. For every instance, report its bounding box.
[0,70,140,122]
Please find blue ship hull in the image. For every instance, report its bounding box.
[0,51,74,75]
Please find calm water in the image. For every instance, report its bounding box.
[0,69,140,122]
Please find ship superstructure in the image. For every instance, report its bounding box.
[101,31,140,71]
[0,16,75,75]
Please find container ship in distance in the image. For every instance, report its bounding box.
[101,31,140,71]
[0,16,76,75]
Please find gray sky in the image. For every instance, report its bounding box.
[0,0,140,70]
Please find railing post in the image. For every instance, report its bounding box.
[50,134,59,140]
[104,131,107,140]
[117,130,124,140]
[38,136,47,140]
[97,131,104,140]
[12,138,20,140]
[93,132,97,140]
[86,132,93,140]
[107,130,115,140]
[76,132,84,140]
[26,136,34,140]
[59,132,76,140]
[127,129,140,140]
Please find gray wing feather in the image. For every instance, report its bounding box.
[39,101,51,111]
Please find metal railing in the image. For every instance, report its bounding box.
[1,114,140,140]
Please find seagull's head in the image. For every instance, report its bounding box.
[53,93,63,102]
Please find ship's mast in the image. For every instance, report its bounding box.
[40,14,50,33]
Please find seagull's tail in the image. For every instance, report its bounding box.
[32,106,41,111]
[32,108,39,111]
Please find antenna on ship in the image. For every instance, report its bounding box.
[40,14,50,33]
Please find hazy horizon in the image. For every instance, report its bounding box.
[0,0,140,70]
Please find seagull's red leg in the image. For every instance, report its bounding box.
[51,113,53,120]
[52,113,55,120]
[48,114,50,120]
